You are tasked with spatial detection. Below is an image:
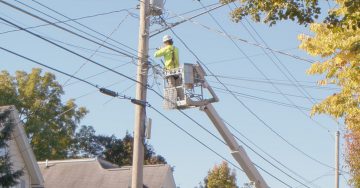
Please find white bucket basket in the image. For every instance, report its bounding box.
[162,63,219,110]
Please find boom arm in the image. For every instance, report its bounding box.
[201,104,269,188]
[162,64,269,187]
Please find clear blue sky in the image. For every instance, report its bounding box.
[0,0,350,187]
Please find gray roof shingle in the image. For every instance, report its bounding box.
[38,158,175,188]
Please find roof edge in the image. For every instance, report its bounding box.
[38,158,96,165]
[2,106,44,186]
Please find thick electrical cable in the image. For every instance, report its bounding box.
[0,46,98,88]
[163,8,314,64]
[148,106,243,172]
[213,86,311,111]
[209,75,338,90]
[212,82,322,101]
[224,120,317,187]
[0,15,227,149]
[1,7,326,184]
[0,0,137,58]
[0,9,133,35]
[62,13,131,86]
[0,14,231,165]
[240,15,317,104]
[149,3,226,37]
[161,16,342,174]
[0,45,249,185]
[198,1,332,135]
[166,2,220,20]
[28,0,138,54]
[0,16,141,86]
[232,137,312,188]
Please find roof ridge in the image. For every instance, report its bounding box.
[37,158,96,164]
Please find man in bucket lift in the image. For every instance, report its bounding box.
[154,35,183,100]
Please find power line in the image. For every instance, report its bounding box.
[148,106,244,171]
[61,12,131,86]
[0,46,99,88]
[1,16,130,59]
[294,172,334,188]
[160,15,341,175]
[0,15,150,127]
[149,73,312,187]
[234,3,346,129]
[1,6,326,184]
[1,12,133,123]
[39,35,131,59]
[64,61,133,87]
[0,12,225,150]
[149,3,226,37]
[163,8,315,64]
[205,47,297,65]
[235,16,338,139]
[210,74,319,84]
[232,134,311,188]
[224,120,318,187]
[6,0,160,67]
[0,14,135,86]
[0,0,137,59]
[0,47,137,162]
[212,82,322,101]
[213,86,312,111]
[0,12,229,166]
[3,20,304,188]
[240,16,317,104]
[0,9,134,35]
[158,16,318,187]
[0,45,249,185]
[0,10,234,156]
[208,76,338,91]
[28,0,139,54]
[166,2,220,20]
[2,34,246,184]
[149,105,294,188]
[197,1,333,135]
[0,15,141,85]
[232,12,316,101]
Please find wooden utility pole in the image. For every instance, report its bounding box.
[335,131,340,188]
[131,0,150,187]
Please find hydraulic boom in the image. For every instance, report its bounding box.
[162,63,269,188]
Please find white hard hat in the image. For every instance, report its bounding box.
[162,35,172,42]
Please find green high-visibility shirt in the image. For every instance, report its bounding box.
[154,45,179,70]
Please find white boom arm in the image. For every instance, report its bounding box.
[201,104,269,188]
[162,64,269,187]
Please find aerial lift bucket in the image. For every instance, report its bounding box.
[162,63,218,110]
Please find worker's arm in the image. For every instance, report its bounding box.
[154,47,167,58]
[175,47,179,67]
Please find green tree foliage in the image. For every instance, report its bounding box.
[298,0,360,185]
[203,161,238,188]
[325,0,360,30]
[72,125,167,166]
[220,0,321,25]
[0,109,23,187]
[0,69,88,160]
[221,0,359,28]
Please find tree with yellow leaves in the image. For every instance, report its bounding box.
[298,0,360,186]
[201,161,238,188]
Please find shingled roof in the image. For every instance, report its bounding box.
[38,158,176,188]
